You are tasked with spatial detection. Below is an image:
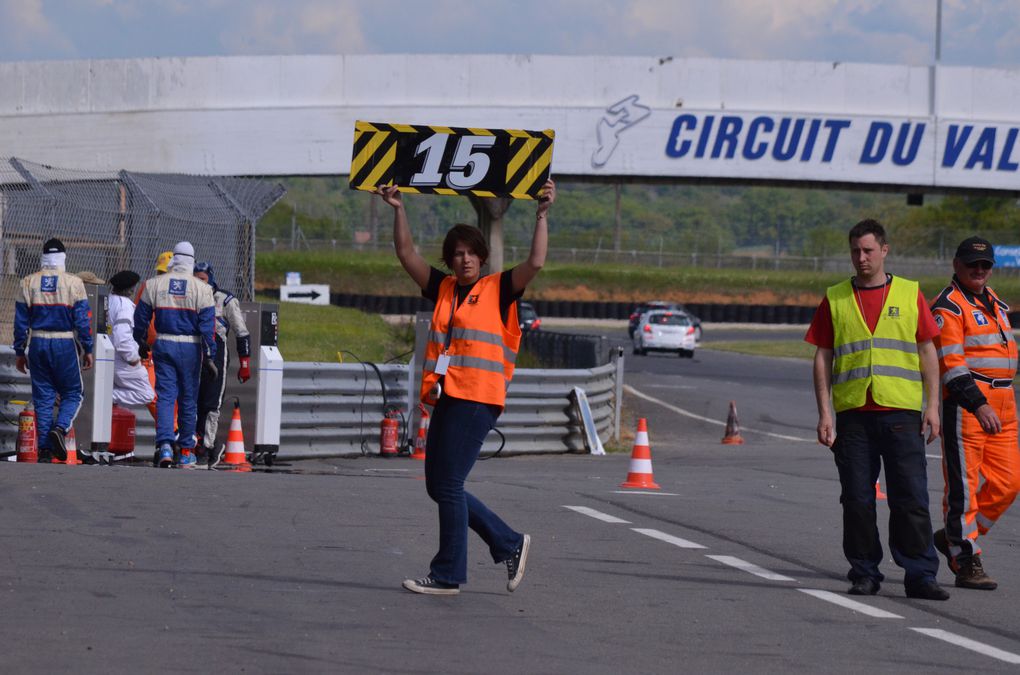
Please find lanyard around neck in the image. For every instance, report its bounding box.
[443,287,459,351]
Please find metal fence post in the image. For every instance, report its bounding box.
[613,346,624,442]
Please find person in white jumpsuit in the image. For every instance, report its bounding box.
[107,270,155,407]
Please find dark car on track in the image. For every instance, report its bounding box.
[519,301,541,332]
[628,300,702,342]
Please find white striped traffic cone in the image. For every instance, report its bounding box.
[219,400,251,470]
[620,418,660,489]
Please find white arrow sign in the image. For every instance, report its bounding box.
[280,284,329,306]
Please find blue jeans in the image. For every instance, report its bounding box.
[832,409,940,587]
[424,395,523,585]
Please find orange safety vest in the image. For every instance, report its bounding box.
[932,280,1018,394]
[420,274,521,408]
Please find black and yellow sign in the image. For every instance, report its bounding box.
[349,121,554,199]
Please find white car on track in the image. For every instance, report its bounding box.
[632,310,697,358]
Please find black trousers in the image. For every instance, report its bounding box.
[196,335,229,451]
[832,409,940,586]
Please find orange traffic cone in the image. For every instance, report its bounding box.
[219,399,251,470]
[51,427,79,465]
[620,418,660,489]
[16,401,38,463]
[875,480,886,500]
[721,401,744,445]
[411,406,428,461]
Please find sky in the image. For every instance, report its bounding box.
[0,0,1018,68]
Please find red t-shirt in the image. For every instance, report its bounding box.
[804,277,939,411]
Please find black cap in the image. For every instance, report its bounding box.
[42,238,65,254]
[108,270,140,292]
[955,236,995,265]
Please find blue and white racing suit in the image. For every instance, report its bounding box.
[13,269,93,449]
[134,271,216,449]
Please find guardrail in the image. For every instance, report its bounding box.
[261,289,820,324]
[0,348,622,459]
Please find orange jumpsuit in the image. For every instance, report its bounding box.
[931,279,1020,563]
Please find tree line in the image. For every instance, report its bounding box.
[258,177,1020,258]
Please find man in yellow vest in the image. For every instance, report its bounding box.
[806,219,949,600]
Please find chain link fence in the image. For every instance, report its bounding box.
[0,157,285,344]
[255,236,1019,280]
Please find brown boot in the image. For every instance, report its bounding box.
[955,555,997,590]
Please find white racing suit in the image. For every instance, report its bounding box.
[108,294,155,407]
[197,284,251,452]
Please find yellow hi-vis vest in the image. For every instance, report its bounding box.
[827,276,922,412]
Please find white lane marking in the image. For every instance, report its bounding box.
[706,555,796,582]
[797,589,903,619]
[926,454,941,459]
[910,628,1020,665]
[643,384,698,390]
[563,505,631,523]
[363,468,413,472]
[632,528,706,549]
[611,490,680,496]
[624,385,812,442]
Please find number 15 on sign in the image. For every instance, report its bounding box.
[349,121,555,200]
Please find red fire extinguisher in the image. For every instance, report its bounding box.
[380,409,400,457]
[17,401,38,463]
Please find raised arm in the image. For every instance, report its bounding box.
[511,179,556,294]
[376,186,430,291]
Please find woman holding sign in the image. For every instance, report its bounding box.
[376,178,556,595]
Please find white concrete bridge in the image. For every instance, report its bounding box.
[1,53,1019,196]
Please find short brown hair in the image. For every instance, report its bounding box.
[848,219,887,246]
[441,224,488,269]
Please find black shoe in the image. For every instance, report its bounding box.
[47,427,67,462]
[505,534,531,592]
[402,575,460,595]
[905,580,950,601]
[955,555,997,590]
[848,578,880,596]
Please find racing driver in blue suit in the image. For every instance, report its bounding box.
[134,241,216,468]
[13,238,94,462]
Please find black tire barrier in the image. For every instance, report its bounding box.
[520,330,610,368]
[274,290,820,323]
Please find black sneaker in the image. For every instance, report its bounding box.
[402,575,459,595]
[505,534,531,592]
[47,427,67,462]
[848,577,880,596]
[905,580,950,601]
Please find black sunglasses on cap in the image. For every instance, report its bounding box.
[965,260,993,270]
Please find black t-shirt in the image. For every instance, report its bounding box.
[422,266,522,325]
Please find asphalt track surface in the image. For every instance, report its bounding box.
[4,325,1020,673]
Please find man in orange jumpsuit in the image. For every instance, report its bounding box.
[931,236,1020,590]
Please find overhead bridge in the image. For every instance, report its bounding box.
[1,54,1019,196]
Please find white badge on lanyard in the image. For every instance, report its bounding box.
[435,352,451,375]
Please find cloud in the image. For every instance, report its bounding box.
[0,0,76,58]
[943,0,1020,66]
[616,0,936,64]
[220,0,367,54]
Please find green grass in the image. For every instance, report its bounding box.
[703,340,815,360]
[257,250,1020,304]
[266,297,414,363]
